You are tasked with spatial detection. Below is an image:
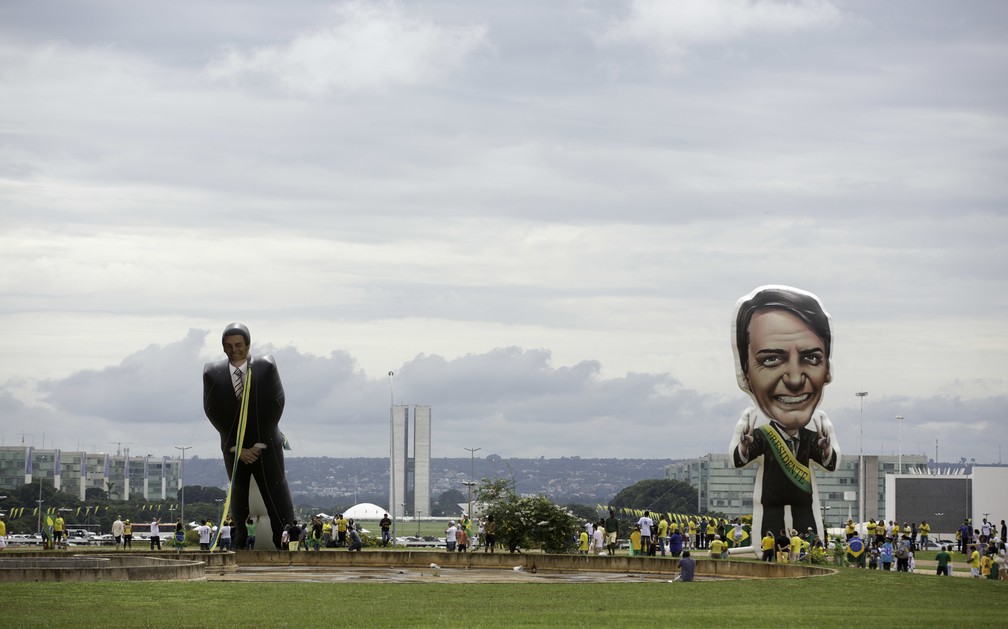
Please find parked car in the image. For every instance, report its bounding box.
[64,529,97,545]
[8,533,44,546]
[89,534,117,546]
[398,535,445,548]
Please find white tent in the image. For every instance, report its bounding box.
[342,503,388,520]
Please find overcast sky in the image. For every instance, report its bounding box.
[2,1,1006,465]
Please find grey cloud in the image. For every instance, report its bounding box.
[39,329,207,425]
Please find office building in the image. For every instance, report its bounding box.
[665,452,929,528]
[388,404,432,521]
[0,445,181,501]
[413,405,432,519]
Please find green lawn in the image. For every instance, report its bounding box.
[3,568,1004,628]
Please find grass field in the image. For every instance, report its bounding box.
[3,566,1005,628]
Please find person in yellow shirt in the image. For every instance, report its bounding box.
[322,519,333,547]
[578,529,590,555]
[709,535,725,559]
[630,525,642,556]
[54,514,66,548]
[969,545,981,577]
[981,553,992,579]
[657,516,669,556]
[845,519,856,541]
[761,530,775,562]
[789,530,802,562]
[919,520,931,550]
[706,521,717,549]
[687,520,697,550]
[335,514,348,547]
[0,513,7,550]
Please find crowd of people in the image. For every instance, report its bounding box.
[443,513,498,553]
[832,516,1007,578]
[274,514,364,552]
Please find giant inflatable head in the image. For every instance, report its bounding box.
[731,286,833,432]
[222,322,251,346]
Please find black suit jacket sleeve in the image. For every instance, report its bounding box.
[203,355,285,453]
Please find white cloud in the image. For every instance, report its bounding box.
[204,1,487,94]
[600,0,841,60]
[1,1,1006,465]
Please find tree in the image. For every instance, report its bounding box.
[610,479,698,515]
[565,503,599,524]
[477,479,579,554]
[177,485,226,504]
[85,487,107,501]
[432,489,465,517]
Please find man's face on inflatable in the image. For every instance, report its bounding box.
[745,308,831,431]
[223,334,249,366]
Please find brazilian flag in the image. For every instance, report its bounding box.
[847,537,865,557]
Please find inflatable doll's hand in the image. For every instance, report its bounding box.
[732,408,759,463]
[811,412,837,462]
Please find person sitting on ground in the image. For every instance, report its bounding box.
[347,521,363,552]
[676,550,696,582]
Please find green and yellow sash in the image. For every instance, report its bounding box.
[759,424,812,494]
[210,363,252,551]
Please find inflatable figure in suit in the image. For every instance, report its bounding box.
[203,323,294,549]
[728,286,840,552]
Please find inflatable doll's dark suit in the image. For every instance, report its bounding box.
[203,323,294,550]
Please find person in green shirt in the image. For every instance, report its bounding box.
[605,509,620,556]
[935,545,952,576]
[245,516,258,550]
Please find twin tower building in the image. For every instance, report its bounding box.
[389,404,431,521]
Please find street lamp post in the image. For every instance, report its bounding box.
[36,481,44,536]
[174,445,191,527]
[463,482,477,520]
[895,416,904,473]
[856,392,868,524]
[464,447,481,517]
[388,371,396,542]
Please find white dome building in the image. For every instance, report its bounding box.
[342,502,389,520]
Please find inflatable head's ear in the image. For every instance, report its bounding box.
[222,322,251,345]
[731,285,833,399]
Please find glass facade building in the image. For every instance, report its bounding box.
[0,446,181,501]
